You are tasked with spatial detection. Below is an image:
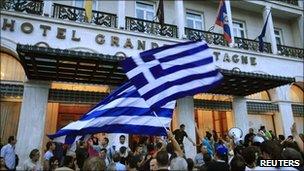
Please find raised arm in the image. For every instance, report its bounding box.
[291,123,304,152]
[167,130,183,157]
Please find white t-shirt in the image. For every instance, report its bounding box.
[43,151,54,160]
[23,159,42,171]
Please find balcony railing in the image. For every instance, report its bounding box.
[0,0,44,15]
[278,44,304,59]
[52,3,117,28]
[125,17,178,38]
[185,27,229,47]
[234,37,272,54]
[276,0,299,6]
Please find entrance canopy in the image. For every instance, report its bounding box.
[17,44,294,96]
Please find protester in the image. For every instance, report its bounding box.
[244,128,255,147]
[149,158,158,171]
[22,149,42,171]
[0,136,17,170]
[0,157,8,170]
[54,155,75,171]
[173,124,196,151]
[207,145,229,171]
[156,151,169,171]
[194,145,208,168]
[43,141,56,170]
[83,157,106,171]
[49,157,59,171]
[75,140,88,170]
[108,153,126,170]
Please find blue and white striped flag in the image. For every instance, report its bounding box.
[48,81,175,144]
[122,40,223,110]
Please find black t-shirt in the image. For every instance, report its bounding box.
[207,161,229,171]
[173,129,188,145]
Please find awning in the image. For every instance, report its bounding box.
[17,44,295,96]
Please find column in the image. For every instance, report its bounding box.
[269,85,294,136]
[15,81,50,167]
[42,1,53,17]
[117,0,126,29]
[175,0,185,39]
[176,96,196,159]
[232,96,249,137]
[297,15,303,46]
[263,6,278,54]
[225,0,235,46]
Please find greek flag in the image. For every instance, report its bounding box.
[48,81,175,144]
[122,41,223,110]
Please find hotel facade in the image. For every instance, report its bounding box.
[0,0,303,161]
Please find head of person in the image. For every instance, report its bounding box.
[242,146,259,167]
[46,141,56,151]
[212,130,218,142]
[186,158,194,171]
[29,149,40,162]
[150,158,158,171]
[156,151,169,168]
[170,156,188,170]
[119,146,127,156]
[249,128,254,134]
[101,137,109,146]
[119,135,126,144]
[166,142,174,155]
[205,131,212,140]
[49,156,59,170]
[155,142,163,151]
[62,155,75,169]
[83,157,106,171]
[230,155,246,171]
[215,145,228,162]
[0,157,6,168]
[113,153,121,163]
[200,145,208,154]
[281,147,303,166]
[8,136,16,145]
[260,140,282,160]
[260,126,266,132]
[180,124,185,131]
[100,148,107,159]
[135,145,143,154]
[278,135,285,141]
[127,156,138,170]
[203,153,212,165]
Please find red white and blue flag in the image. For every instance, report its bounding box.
[215,0,232,43]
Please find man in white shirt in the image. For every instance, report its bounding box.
[0,136,17,170]
[23,149,42,171]
[43,141,56,170]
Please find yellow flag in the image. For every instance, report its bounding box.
[84,0,93,22]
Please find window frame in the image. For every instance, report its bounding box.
[186,10,204,30]
[135,1,156,21]
[274,28,284,45]
[232,20,247,38]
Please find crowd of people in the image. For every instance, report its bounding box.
[0,123,303,171]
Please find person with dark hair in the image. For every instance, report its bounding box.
[55,155,75,171]
[156,151,169,171]
[75,140,88,170]
[149,158,157,171]
[43,141,56,170]
[230,155,246,171]
[199,153,212,171]
[194,145,208,168]
[244,128,255,147]
[109,153,126,170]
[0,157,8,170]
[127,155,138,171]
[281,147,304,169]
[49,157,59,171]
[83,157,106,171]
[242,146,259,170]
[0,136,17,170]
[278,134,286,143]
[207,145,229,171]
[173,124,196,151]
[87,135,100,157]
[22,149,42,171]
[186,158,194,171]
[259,125,272,140]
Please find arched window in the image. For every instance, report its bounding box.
[246,91,270,101]
[0,52,26,82]
[290,85,304,103]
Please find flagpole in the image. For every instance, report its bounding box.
[152,111,169,132]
